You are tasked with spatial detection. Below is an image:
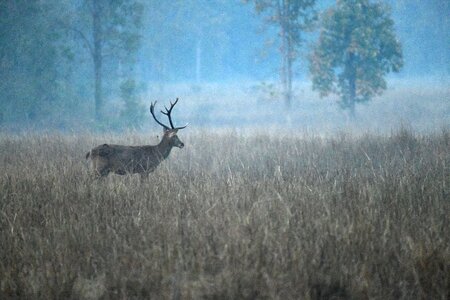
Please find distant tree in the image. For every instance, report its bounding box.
[245,0,316,108]
[309,0,403,115]
[0,0,63,124]
[119,79,144,129]
[63,0,142,121]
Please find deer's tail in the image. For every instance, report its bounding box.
[85,151,91,159]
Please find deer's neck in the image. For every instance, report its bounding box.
[156,138,173,159]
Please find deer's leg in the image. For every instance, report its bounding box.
[94,167,110,179]
[92,158,110,179]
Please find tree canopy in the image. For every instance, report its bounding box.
[309,0,403,113]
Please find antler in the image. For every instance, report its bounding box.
[150,101,170,130]
[161,98,187,130]
[150,99,187,130]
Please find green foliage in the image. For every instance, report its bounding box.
[309,0,403,111]
[119,79,145,129]
[85,0,143,121]
[0,0,64,124]
[97,0,143,60]
[0,0,143,128]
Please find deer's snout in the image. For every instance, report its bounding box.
[172,137,184,148]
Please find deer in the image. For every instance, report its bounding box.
[86,98,187,179]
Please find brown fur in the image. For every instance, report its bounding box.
[86,130,184,178]
[87,99,187,178]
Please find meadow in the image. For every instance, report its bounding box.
[0,128,449,299]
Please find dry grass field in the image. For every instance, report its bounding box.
[0,128,449,299]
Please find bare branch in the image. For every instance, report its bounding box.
[57,20,94,58]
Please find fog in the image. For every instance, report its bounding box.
[1,0,449,133]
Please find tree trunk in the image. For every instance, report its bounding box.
[348,74,356,117]
[346,52,356,118]
[93,0,103,121]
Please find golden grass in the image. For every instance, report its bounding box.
[0,128,449,299]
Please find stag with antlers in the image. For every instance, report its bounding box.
[86,98,187,178]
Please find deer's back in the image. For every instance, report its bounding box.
[90,144,162,174]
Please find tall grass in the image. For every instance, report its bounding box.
[0,129,449,299]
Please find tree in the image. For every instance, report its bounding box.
[246,0,316,108]
[119,79,144,129]
[309,0,403,115]
[63,0,142,121]
[0,0,64,125]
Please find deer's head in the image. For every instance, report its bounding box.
[163,129,184,148]
[150,98,187,149]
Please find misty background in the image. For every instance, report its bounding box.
[0,0,449,133]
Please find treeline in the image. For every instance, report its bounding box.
[1,0,142,129]
[0,0,448,130]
